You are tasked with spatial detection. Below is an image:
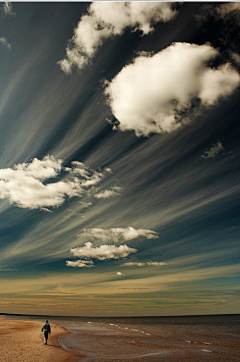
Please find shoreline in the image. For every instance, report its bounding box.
[0,316,84,362]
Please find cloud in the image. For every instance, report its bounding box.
[79,201,93,209]
[200,141,224,159]
[66,225,160,270]
[0,36,11,49]
[69,242,137,260]
[116,272,124,276]
[66,260,94,268]
[216,2,240,17]
[121,261,166,267]
[80,226,159,242]
[58,2,177,73]
[105,42,240,137]
[94,186,122,199]
[0,155,117,210]
[1,2,15,17]
[147,261,167,266]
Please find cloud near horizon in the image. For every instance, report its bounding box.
[0,156,116,210]
[80,226,159,242]
[116,271,124,276]
[121,261,166,267]
[58,2,177,73]
[105,42,240,137]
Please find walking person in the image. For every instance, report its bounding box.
[41,319,51,345]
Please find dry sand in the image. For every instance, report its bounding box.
[0,316,83,362]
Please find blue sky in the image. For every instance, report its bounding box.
[0,1,239,317]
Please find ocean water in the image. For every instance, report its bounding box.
[5,314,240,361]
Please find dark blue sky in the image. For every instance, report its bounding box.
[0,2,239,317]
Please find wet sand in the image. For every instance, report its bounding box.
[59,320,240,361]
[0,316,83,362]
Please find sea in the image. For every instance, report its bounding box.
[4,314,240,361]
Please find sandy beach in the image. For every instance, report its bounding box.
[0,316,83,362]
[1,315,239,362]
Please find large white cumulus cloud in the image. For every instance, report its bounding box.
[58,2,177,73]
[105,42,240,136]
[0,156,116,210]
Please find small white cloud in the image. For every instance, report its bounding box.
[0,36,11,49]
[121,262,146,267]
[94,186,122,199]
[80,226,158,242]
[121,261,166,267]
[0,155,118,210]
[58,2,177,73]
[115,227,158,241]
[70,242,137,260]
[105,42,240,137]
[116,271,124,276]
[1,2,15,17]
[66,260,94,268]
[200,141,224,159]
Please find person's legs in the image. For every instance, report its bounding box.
[44,331,48,344]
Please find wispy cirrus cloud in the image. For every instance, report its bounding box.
[0,36,11,49]
[105,42,240,137]
[1,2,15,17]
[58,2,177,73]
[0,156,117,210]
[200,141,224,159]
[80,226,159,242]
[69,242,137,261]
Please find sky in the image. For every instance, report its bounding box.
[0,1,239,317]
